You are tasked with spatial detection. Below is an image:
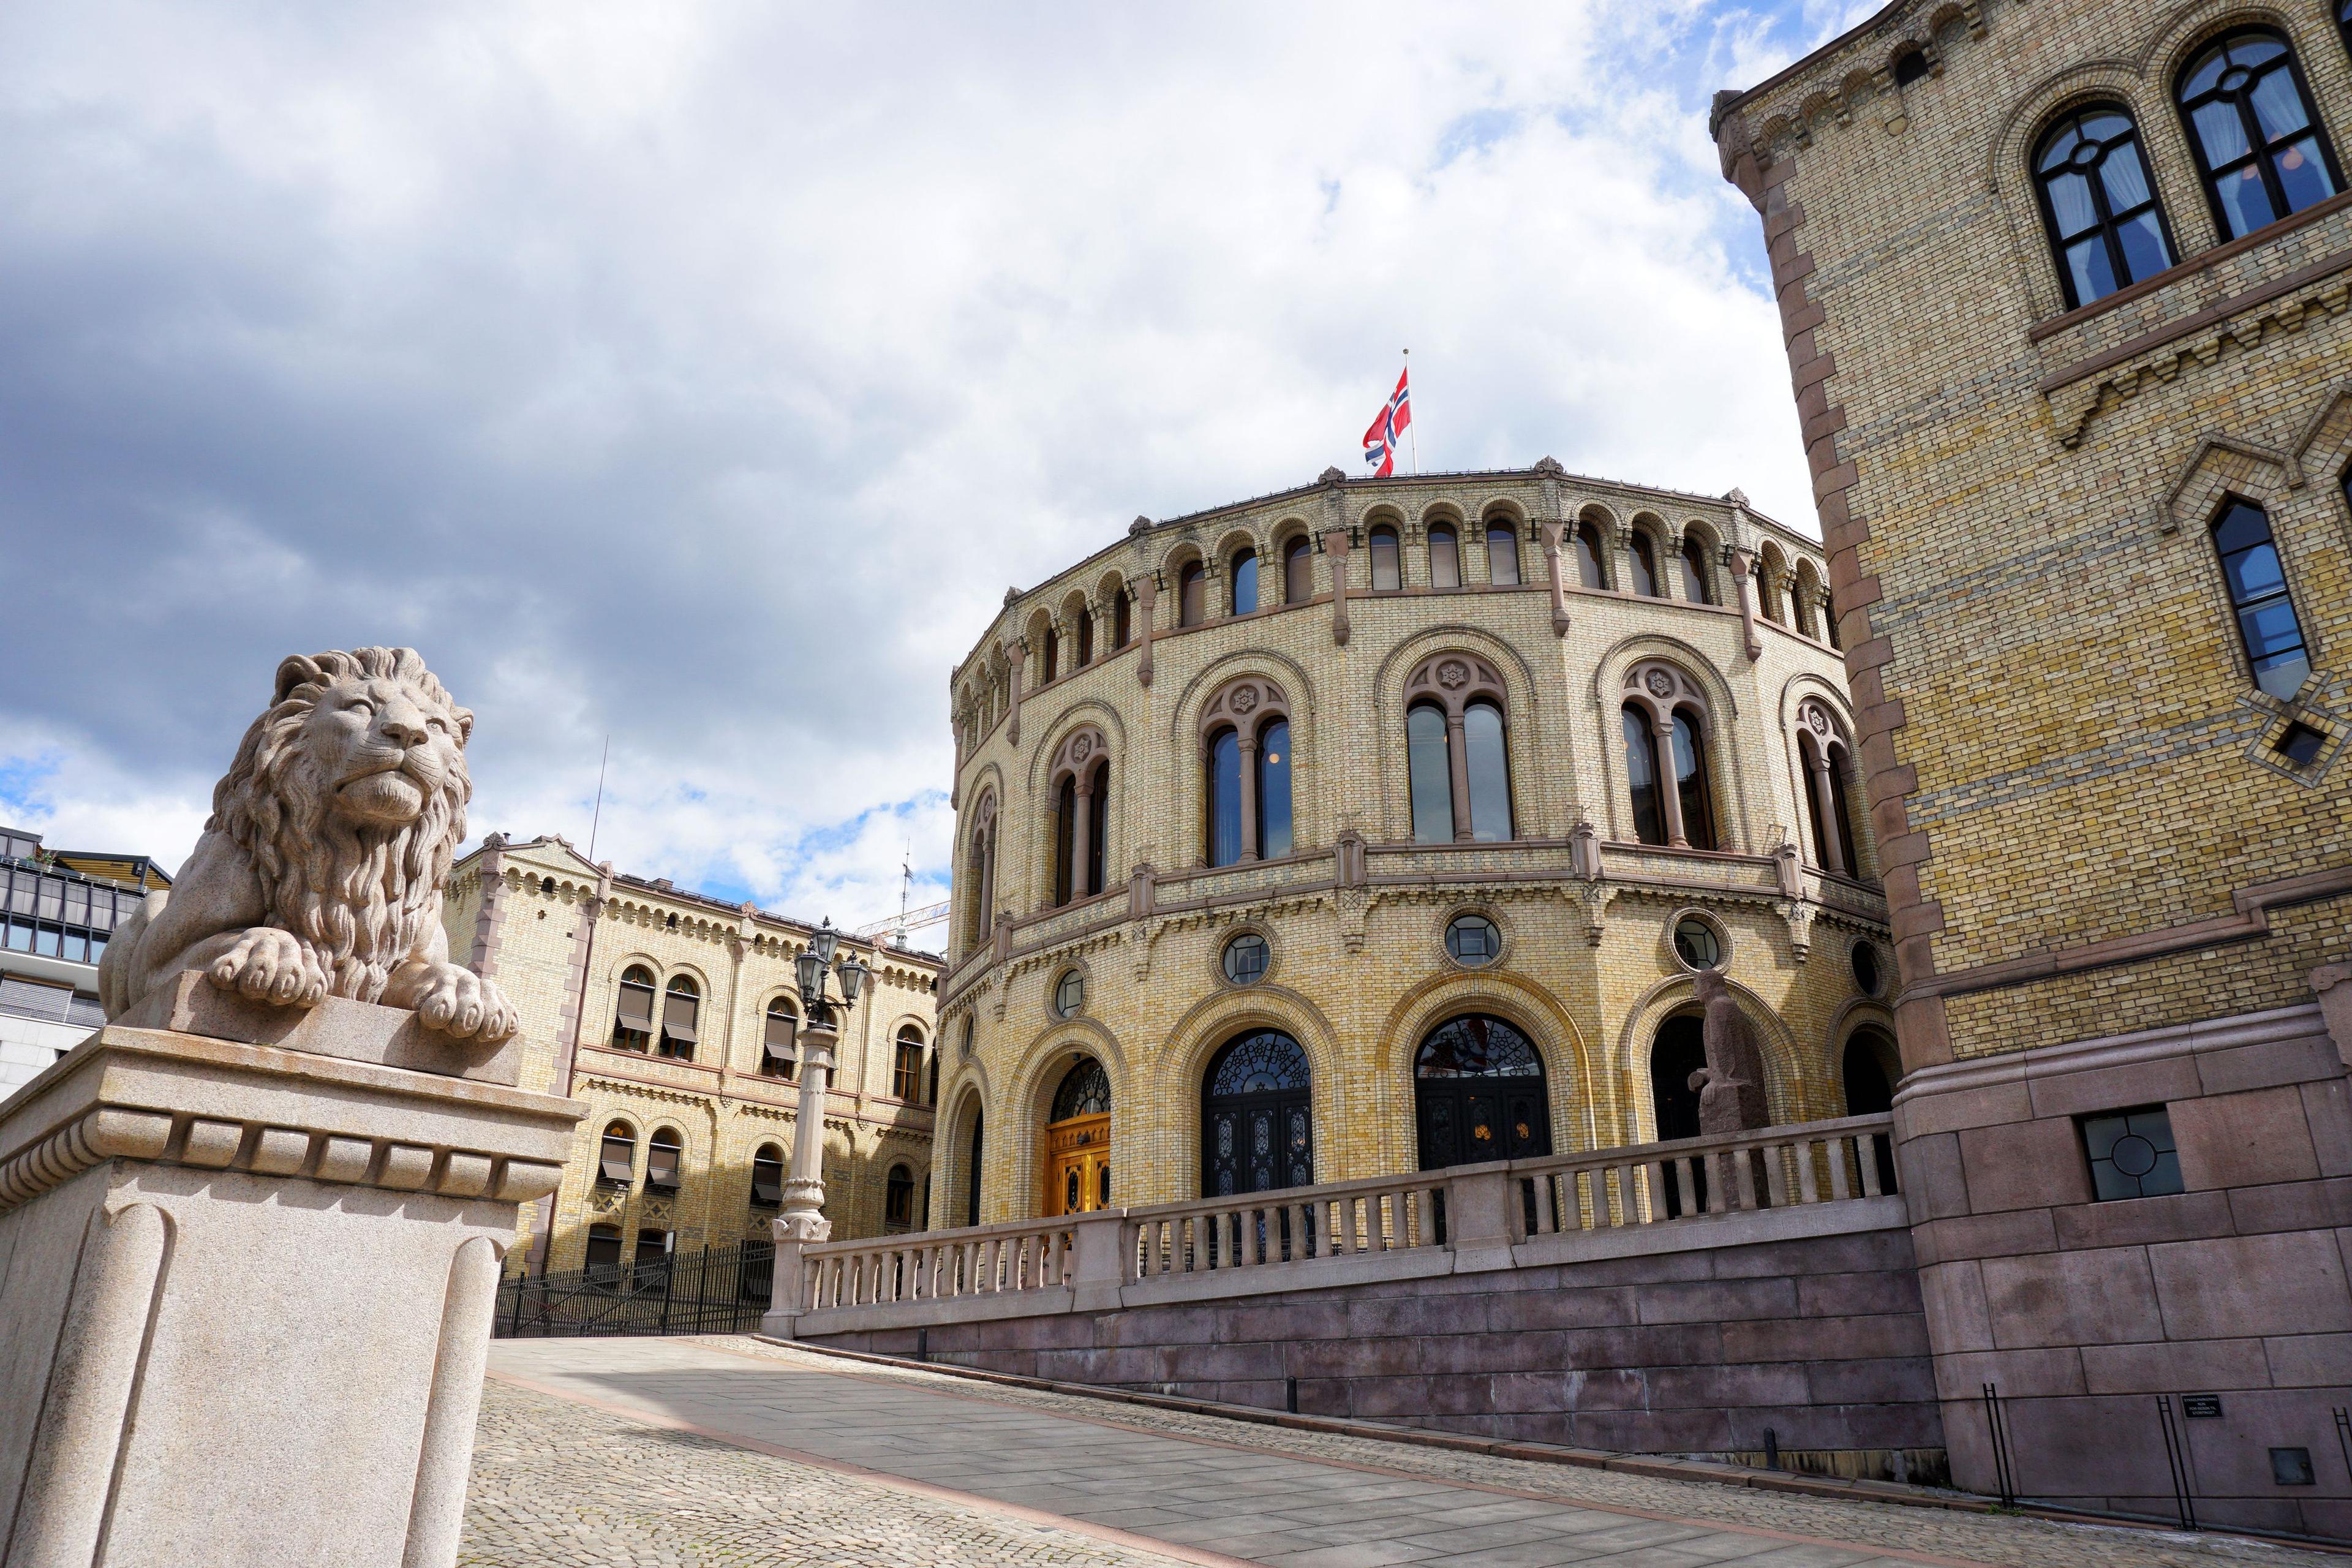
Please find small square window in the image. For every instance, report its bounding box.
[2081,1106,2184,1200]
[2274,722,2327,768]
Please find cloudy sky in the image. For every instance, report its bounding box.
[0,0,1869,937]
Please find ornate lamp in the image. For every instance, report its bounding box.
[835,949,869,1007]
[776,917,864,1247]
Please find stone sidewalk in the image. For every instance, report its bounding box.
[468,1336,2343,1568]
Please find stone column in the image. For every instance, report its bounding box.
[1006,639,1027,745]
[1134,575,1156,688]
[777,1017,839,1247]
[1655,715,1689,847]
[1538,522,1570,636]
[1806,751,1849,875]
[1445,710,1474,843]
[0,978,581,1568]
[1237,732,1260,863]
[1069,774,1096,897]
[1322,527,1351,646]
[1727,547,1765,660]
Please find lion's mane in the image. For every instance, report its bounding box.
[211,646,474,1003]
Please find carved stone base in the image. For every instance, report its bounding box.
[0,1008,582,1568]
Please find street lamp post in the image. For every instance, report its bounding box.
[775,918,869,1248]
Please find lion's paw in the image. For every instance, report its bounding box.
[206,927,329,1008]
[386,963,518,1044]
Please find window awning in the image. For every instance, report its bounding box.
[763,1046,796,1076]
[616,989,654,1030]
[764,1013,797,1049]
[752,1178,783,1205]
[660,1018,699,1045]
[646,1162,678,1189]
[598,1154,633,1182]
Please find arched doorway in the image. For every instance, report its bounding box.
[1042,1057,1111,1216]
[1413,1014,1552,1169]
[1649,1012,1708,1216]
[1843,1028,1901,1194]
[1201,1030,1313,1197]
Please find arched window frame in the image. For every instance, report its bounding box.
[1795,699,1866,878]
[645,1125,684,1193]
[1619,662,1722,851]
[893,1026,927,1102]
[1676,531,1717,605]
[1627,529,1664,597]
[1281,533,1315,605]
[762,994,800,1079]
[1112,584,1133,647]
[612,964,657,1050]
[750,1143,786,1208]
[2031,104,2178,309]
[2210,494,2315,699]
[1040,622,1060,684]
[884,1163,918,1232]
[1366,522,1403,591]
[1483,513,1523,586]
[657,974,700,1060]
[1046,728,1110,904]
[2175,29,2342,244]
[1571,519,1609,590]
[961,790,998,954]
[1426,517,1462,589]
[1074,604,1094,666]
[1401,654,1515,845]
[1229,543,1260,616]
[1199,676,1293,867]
[1177,558,1207,627]
[597,1119,638,1186]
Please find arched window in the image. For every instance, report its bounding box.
[1046,1057,1112,1217]
[1202,1030,1313,1197]
[1041,625,1059,684]
[763,997,799,1079]
[1257,718,1292,859]
[2034,107,2174,309]
[1842,1030,1901,1191]
[1051,1057,1110,1120]
[1428,522,1461,588]
[1231,546,1259,615]
[751,1144,785,1208]
[585,1223,624,1277]
[1629,533,1662,597]
[1178,561,1205,627]
[1464,701,1512,842]
[1053,774,1077,905]
[658,976,699,1060]
[1414,1014,1551,1169]
[884,1164,917,1232]
[1368,525,1401,590]
[1622,706,1668,846]
[598,1120,636,1186]
[1085,759,1109,895]
[2178,32,2339,241]
[1114,589,1131,647]
[1283,535,1314,604]
[1075,607,1093,666]
[1671,707,1718,852]
[1573,522,1606,589]
[1206,726,1243,866]
[964,1109,985,1228]
[1649,1014,1708,1215]
[1407,703,1455,843]
[1678,538,1714,604]
[962,794,997,954]
[893,1027,925,1101]
[1792,589,1817,639]
[1487,521,1521,586]
[612,965,655,1050]
[1799,707,1863,877]
[2214,499,2312,698]
[646,1126,682,1193]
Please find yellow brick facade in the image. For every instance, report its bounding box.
[935,465,1893,1227]
[1713,0,2352,1066]
[440,836,941,1275]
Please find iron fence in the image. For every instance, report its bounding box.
[495,1239,774,1338]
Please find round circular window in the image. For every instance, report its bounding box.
[1222,931,1269,986]
[1053,969,1085,1018]
[1672,917,1723,971]
[1446,914,1501,967]
[1852,941,1882,997]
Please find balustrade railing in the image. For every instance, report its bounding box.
[772,1115,1898,1329]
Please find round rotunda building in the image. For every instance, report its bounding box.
[933,460,1892,1229]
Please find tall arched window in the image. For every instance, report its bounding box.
[1053,773,1078,905]
[1407,703,1454,843]
[1414,1014,1551,1169]
[658,976,699,1060]
[1257,718,1292,859]
[1678,538,1714,604]
[1114,589,1131,647]
[1202,1030,1313,1197]
[1428,522,1461,588]
[1629,533,1661,596]
[1283,535,1313,603]
[1178,561,1205,627]
[884,1164,917,1232]
[893,1027,926,1101]
[2178,31,2339,241]
[751,1144,785,1208]
[763,997,799,1079]
[1623,706,1667,846]
[1573,522,1606,589]
[1231,546,1259,615]
[1402,655,1514,845]
[1085,759,1109,893]
[1798,704,1862,877]
[612,965,655,1050]
[1041,625,1059,684]
[2035,107,2174,309]
[2214,499,2312,698]
[1046,1057,1112,1217]
[1487,521,1521,586]
[598,1120,637,1186]
[1649,1014,1708,1215]
[1207,726,1243,866]
[1044,730,1107,902]
[964,1109,985,1228]
[962,793,997,954]
[1670,707,1717,852]
[646,1126,682,1192]
[1075,607,1093,666]
[1369,525,1401,590]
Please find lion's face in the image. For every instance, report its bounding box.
[299,673,468,831]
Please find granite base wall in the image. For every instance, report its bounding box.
[803,1221,1946,1477]
[1897,1002,2352,1540]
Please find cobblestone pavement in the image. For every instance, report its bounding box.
[474,1336,2343,1568]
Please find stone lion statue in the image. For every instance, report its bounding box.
[99,646,518,1042]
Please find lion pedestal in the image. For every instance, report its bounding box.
[0,647,584,1568]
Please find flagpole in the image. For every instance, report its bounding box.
[1404,349,1419,474]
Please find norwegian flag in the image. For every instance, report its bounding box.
[1362,367,1411,477]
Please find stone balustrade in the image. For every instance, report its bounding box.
[766,1114,1899,1339]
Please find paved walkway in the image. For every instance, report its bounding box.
[470,1336,2340,1568]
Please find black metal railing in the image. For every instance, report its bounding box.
[494,1240,774,1338]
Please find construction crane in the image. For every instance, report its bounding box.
[852,846,949,949]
